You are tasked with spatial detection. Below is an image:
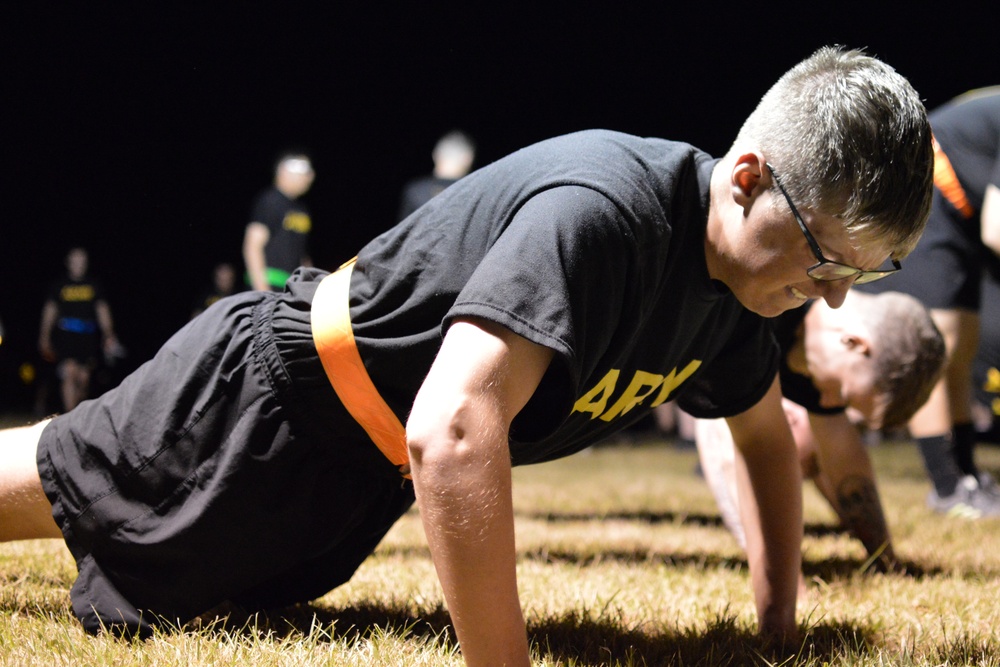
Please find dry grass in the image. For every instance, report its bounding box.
[2,414,1000,665]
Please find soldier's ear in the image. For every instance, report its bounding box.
[841,333,872,356]
[730,151,769,212]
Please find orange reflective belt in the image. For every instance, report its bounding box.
[933,136,975,219]
[310,258,411,477]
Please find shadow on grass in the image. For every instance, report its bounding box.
[6,590,996,666]
[189,600,934,666]
[527,614,878,666]
[187,600,457,648]
[802,554,942,581]
[376,542,943,584]
[520,509,729,528]
[518,509,950,582]
[521,508,874,540]
[528,547,942,585]
[2,573,986,665]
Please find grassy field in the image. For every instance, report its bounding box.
[2,415,1000,665]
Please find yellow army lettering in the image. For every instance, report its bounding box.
[572,360,702,422]
[986,368,1000,417]
[283,212,312,234]
[60,284,96,302]
[985,367,1000,394]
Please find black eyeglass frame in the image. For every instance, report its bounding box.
[766,163,901,284]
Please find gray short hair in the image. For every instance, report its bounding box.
[734,46,934,258]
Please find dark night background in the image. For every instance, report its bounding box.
[2,3,997,409]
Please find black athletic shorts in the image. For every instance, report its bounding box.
[36,269,416,637]
[53,328,100,366]
[974,271,1000,410]
[856,191,993,310]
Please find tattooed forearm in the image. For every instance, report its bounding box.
[836,474,896,571]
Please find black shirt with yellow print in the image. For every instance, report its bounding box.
[346,130,779,465]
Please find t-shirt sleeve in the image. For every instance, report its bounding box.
[444,185,638,435]
[91,280,107,304]
[675,309,780,419]
[445,185,634,369]
[779,366,846,415]
[250,191,282,235]
[45,280,61,303]
[991,145,1000,189]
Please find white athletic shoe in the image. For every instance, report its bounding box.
[976,471,1000,500]
[927,475,1000,519]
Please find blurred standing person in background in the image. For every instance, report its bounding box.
[857,87,1000,517]
[38,248,119,412]
[191,262,238,319]
[243,152,315,292]
[972,267,1000,442]
[398,130,475,220]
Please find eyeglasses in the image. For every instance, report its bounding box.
[766,164,901,285]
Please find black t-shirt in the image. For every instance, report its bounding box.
[47,276,105,330]
[397,175,459,221]
[772,302,844,416]
[250,186,311,273]
[191,287,235,316]
[974,269,1000,414]
[344,130,780,465]
[930,88,1000,228]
